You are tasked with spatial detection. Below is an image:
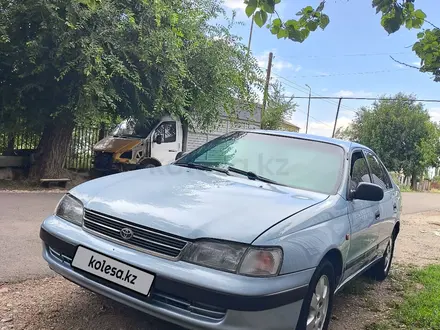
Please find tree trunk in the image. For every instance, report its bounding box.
[411,170,418,191]
[29,116,75,181]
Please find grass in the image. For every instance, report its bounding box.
[393,264,440,329]
[398,185,412,192]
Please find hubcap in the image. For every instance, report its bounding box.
[306,275,330,330]
[384,238,393,272]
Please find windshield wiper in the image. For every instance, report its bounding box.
[228,166,283,185]
[175,163,229,175]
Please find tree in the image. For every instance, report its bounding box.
[343,93,440,190]
[243,1,440,81]
[0,0,261,179]
[333,126,351,141]
[261,81,296,130]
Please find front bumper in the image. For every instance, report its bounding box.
[40,216,312,330]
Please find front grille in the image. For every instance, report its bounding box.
[48,246,73,264]
[94,152,113,170]
[151,292,226,320]
[83,209,188,258]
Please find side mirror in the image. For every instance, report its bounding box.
[154,134,162,144]
[175,151,187,161]
[351,182,384,202]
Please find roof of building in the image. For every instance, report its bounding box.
[281,120,300,130]
[220,103,262,123]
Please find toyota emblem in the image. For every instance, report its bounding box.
[120,227,133,240]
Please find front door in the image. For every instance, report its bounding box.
[365,152,396,254]
[344,150,381,280]
[151,121,180,165]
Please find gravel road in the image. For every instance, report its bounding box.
[0,191,439,330]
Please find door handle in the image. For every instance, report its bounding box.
[375,211,380,220]
[169,149,178,152]
[393,204,397,211]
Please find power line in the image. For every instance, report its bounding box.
[282,96,440,103]
[291,68,411,78]
[271,72,358,114]
[282,51,412,59]
[266,74,334,129]
[295,108,333,129]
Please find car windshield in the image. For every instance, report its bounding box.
[175,131,345,195]
[111,118,159,138]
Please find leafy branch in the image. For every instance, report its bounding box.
[244,0,440,82]
[244,0,329,43]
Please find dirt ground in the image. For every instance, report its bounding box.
[1,211,440,330]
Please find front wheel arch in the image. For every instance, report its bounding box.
[393,222,400,240]
[321,248,343,285]
[139,157,162,168]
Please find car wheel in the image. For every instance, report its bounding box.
[368,236,395,281]
[296,259,335,330]
[138,161,157,169]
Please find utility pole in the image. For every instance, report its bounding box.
[247,17,254,56]
[261,52,273,128]
[332,98,343,138]
[305,84,311,134]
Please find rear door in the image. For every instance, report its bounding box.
[345,149,381,279]
[365,152,396,253]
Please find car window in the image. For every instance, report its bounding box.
[365,152,391,190]
[350,151,371,191]
[176,131,345,195]
[154,122,176,143]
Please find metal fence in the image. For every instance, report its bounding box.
[0,132,40,156]
[0,125,109,171]
[65,125,108,171]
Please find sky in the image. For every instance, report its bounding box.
[220,0,440,137]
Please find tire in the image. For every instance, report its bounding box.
[368,236,395,281]
[138,160,157,169]
[296,259,336,330]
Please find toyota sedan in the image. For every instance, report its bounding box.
[40,130,401,330]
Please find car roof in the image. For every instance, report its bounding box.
[242,129,371,153]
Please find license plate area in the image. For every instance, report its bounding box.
[72,246,154,296]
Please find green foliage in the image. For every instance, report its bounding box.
[413,28,440,82]
[342,93,440,178]
[394,265,440,328]
[261,81,296,130]
[244,0,329,43]
[245,1,440,82]
[0,0,261,135]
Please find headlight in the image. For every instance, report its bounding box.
[181,240,283,277]
[238,247,283,277]
[55,194,84,226]
[182,241,247,273]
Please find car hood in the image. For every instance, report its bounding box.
[93,136,142,153]
[70,165,329,243]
